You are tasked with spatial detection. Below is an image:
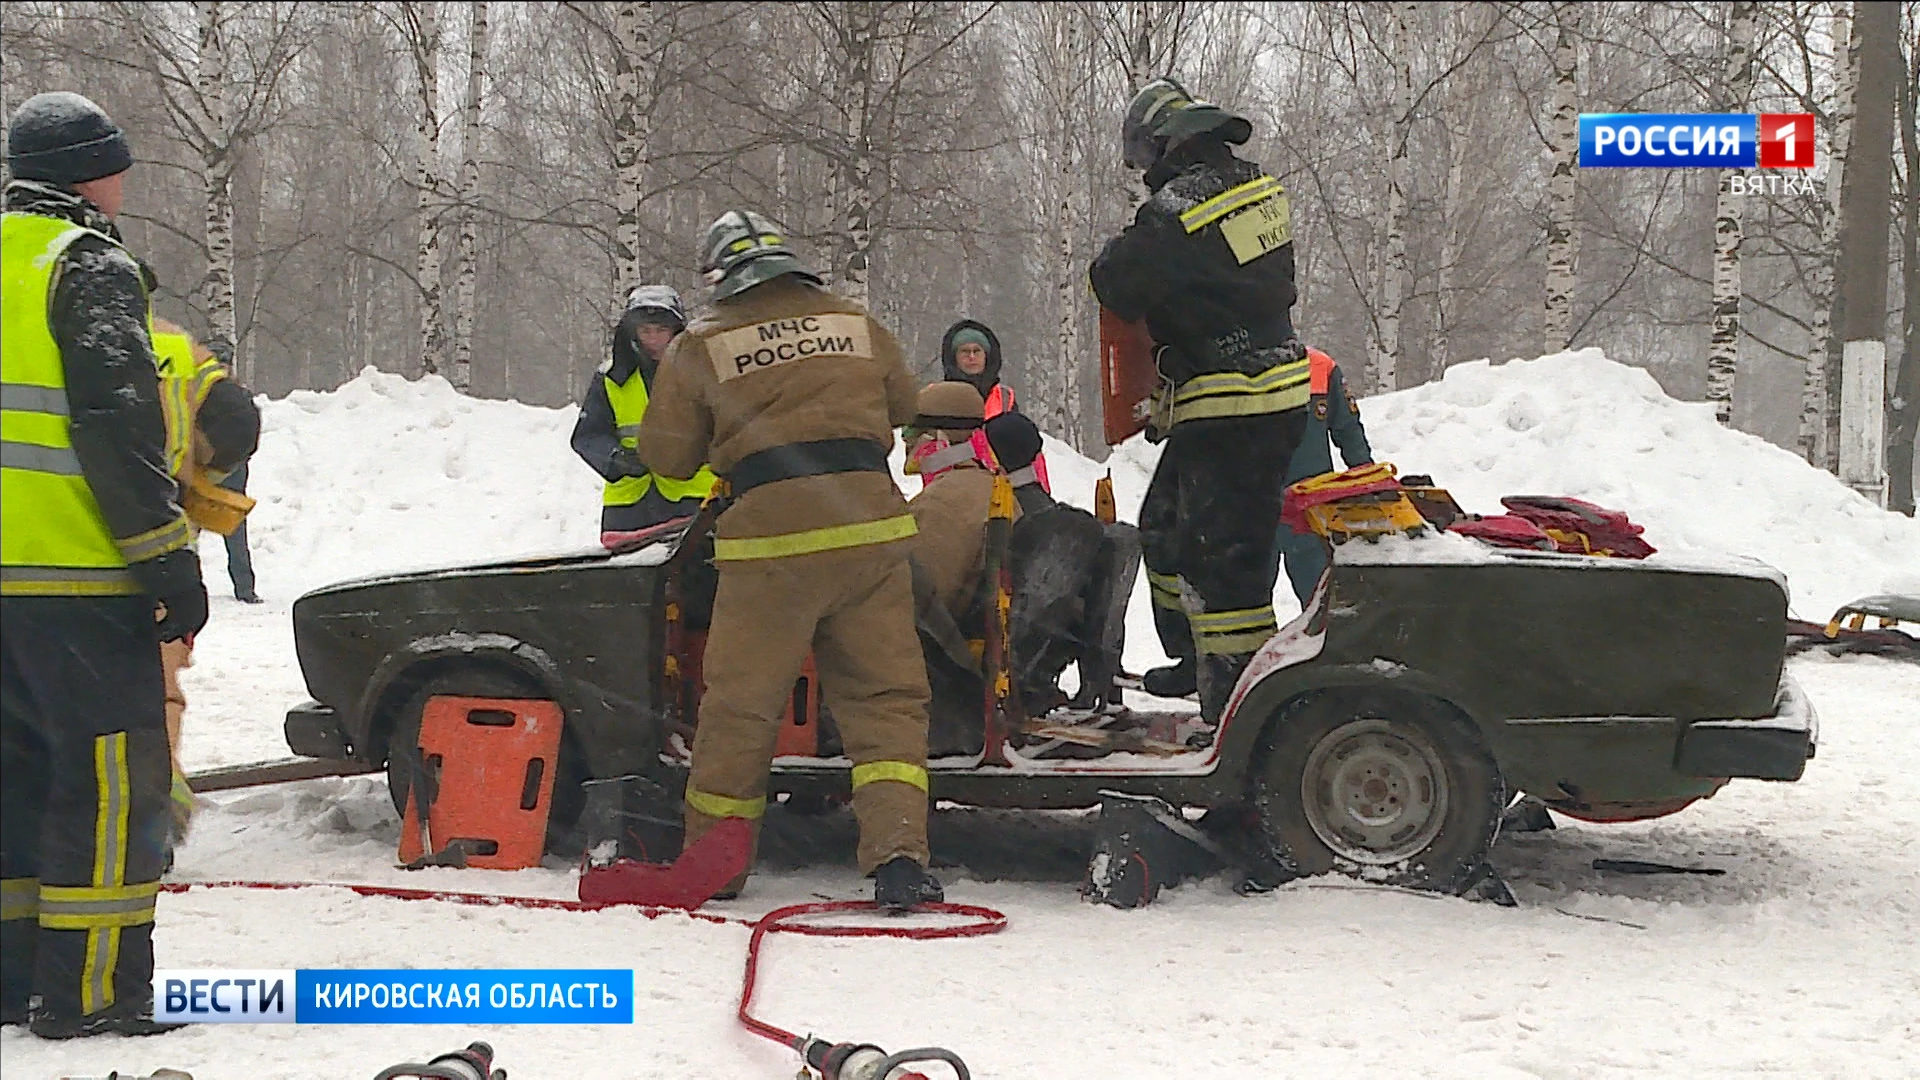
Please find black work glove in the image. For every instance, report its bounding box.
[609,447,649,479]
[155,580,209,643]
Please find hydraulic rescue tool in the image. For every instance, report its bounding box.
[372,1041,505,1080]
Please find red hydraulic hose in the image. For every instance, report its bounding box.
[736,900,1008,1049]
[159,882,1007,1074]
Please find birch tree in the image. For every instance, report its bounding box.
[1706,1,1757,426]
[834,2,880,308]
[193,1,237,354]
[1050,7,1088,449]
[451,0,487,393]
[1542,1,1582,355]
[1372,1,1415,393]
[399,1,447,378]
[610,2,651,300]
[1798,1,1857,463]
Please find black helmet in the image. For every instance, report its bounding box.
[1121,76,1253,171]
[699,209,819,301]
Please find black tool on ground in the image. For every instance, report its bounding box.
[580,773,684,865]
[1083,791,1228,908]
[799,1040,971,1080]
[372,1041,504,1080]
[1593,858,1726,876]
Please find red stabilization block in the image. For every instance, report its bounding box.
[577,816,752,910]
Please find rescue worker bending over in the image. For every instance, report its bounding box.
[1089,77,1309,725]
[902,382,995,756]
[149,316,262,853]
[2,92,202,1037]
[635,210,943,910]
[936,319,1046,491]
[984,413,1141,715]
[571,284,718,547]
[1273,348,1372,606]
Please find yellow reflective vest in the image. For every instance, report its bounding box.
[1,212,186,596]
[602,370,716,509]
[150,330,230,480]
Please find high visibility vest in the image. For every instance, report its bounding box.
[151,330,229,479]
[983,383,1014,419]
[1,212,179,596]
[601,370,716,508]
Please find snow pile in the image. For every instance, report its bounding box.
[1107,348,1918,620]
[242,368,605,595]
[238,349,1914,622]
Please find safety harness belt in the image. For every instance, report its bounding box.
[727,437,890,497]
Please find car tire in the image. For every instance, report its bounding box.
[1252,690,1504,894]
[385,671,589,856]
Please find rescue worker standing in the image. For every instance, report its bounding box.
[149,317,262,852]
[937,319,1046,491]
[635,211,942,909]
[571,285,718,545]
[1090,77,1309,724]
[903,381,995,618]
[1273,348,1372,606]
[2,91,203,1037]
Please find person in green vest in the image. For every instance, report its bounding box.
[2,91,201,1039]
[571,284,719,548]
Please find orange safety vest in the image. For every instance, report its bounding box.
[984,383,1014,419]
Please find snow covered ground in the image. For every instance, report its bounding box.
[5,349,1917,1078]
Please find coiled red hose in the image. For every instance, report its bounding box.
[160,883,1007,1073]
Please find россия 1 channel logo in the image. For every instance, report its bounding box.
[1580,113,1815,169]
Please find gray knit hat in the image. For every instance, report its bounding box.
[7,92,133,185]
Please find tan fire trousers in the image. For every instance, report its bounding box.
[684,543,932,875]
[161,639,192,772]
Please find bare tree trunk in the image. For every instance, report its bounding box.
[1890,27,1917,515]
[1374,1,1414,393]
[1542,1,1582,354]
[232,132,263,382]
[197,1,238,356]
[1799,2,1858,463]
[1122,2,1156,215]
[1834,0,1900,503]
[1434,128,1467,380]
[1707,1,1757,426]
[408,1,446,379]
[612,2,651,300]
[838,3,878,308]
[452,0,487,394]
[1053,9,1084,450]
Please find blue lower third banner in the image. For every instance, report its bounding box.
[155,969,634,1024]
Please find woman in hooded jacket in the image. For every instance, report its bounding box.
[937,318,1048,491]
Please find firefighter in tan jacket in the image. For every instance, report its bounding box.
[635,210,942,909]
[903,381,996,618]
[150,317,260,844]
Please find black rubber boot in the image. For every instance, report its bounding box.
[873,857,944,911]
[1141,657,1197,699]
[1197,652,1255,724]
[30,1001,184,1039]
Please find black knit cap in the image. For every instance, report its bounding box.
[984,412,1044,472]
[7,92,134,185]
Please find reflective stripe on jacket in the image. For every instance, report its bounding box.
[1,213,148,596]
[601,370,717,508]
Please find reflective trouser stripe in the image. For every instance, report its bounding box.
[712,514,918,562]
[850,760,929,794]
[116,515,193,563]
[1147,571,1184,611]
[0,564,142,596]
[1,877,38,921]
[603,471,655,507]
[616,424,643,439]
[38,882,159,929]
[685,785,766,821]
[1192,606,1278,656]
[81,731,132,1015]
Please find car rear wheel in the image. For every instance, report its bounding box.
[385,670,588,855]
[1253,691,1503,894]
